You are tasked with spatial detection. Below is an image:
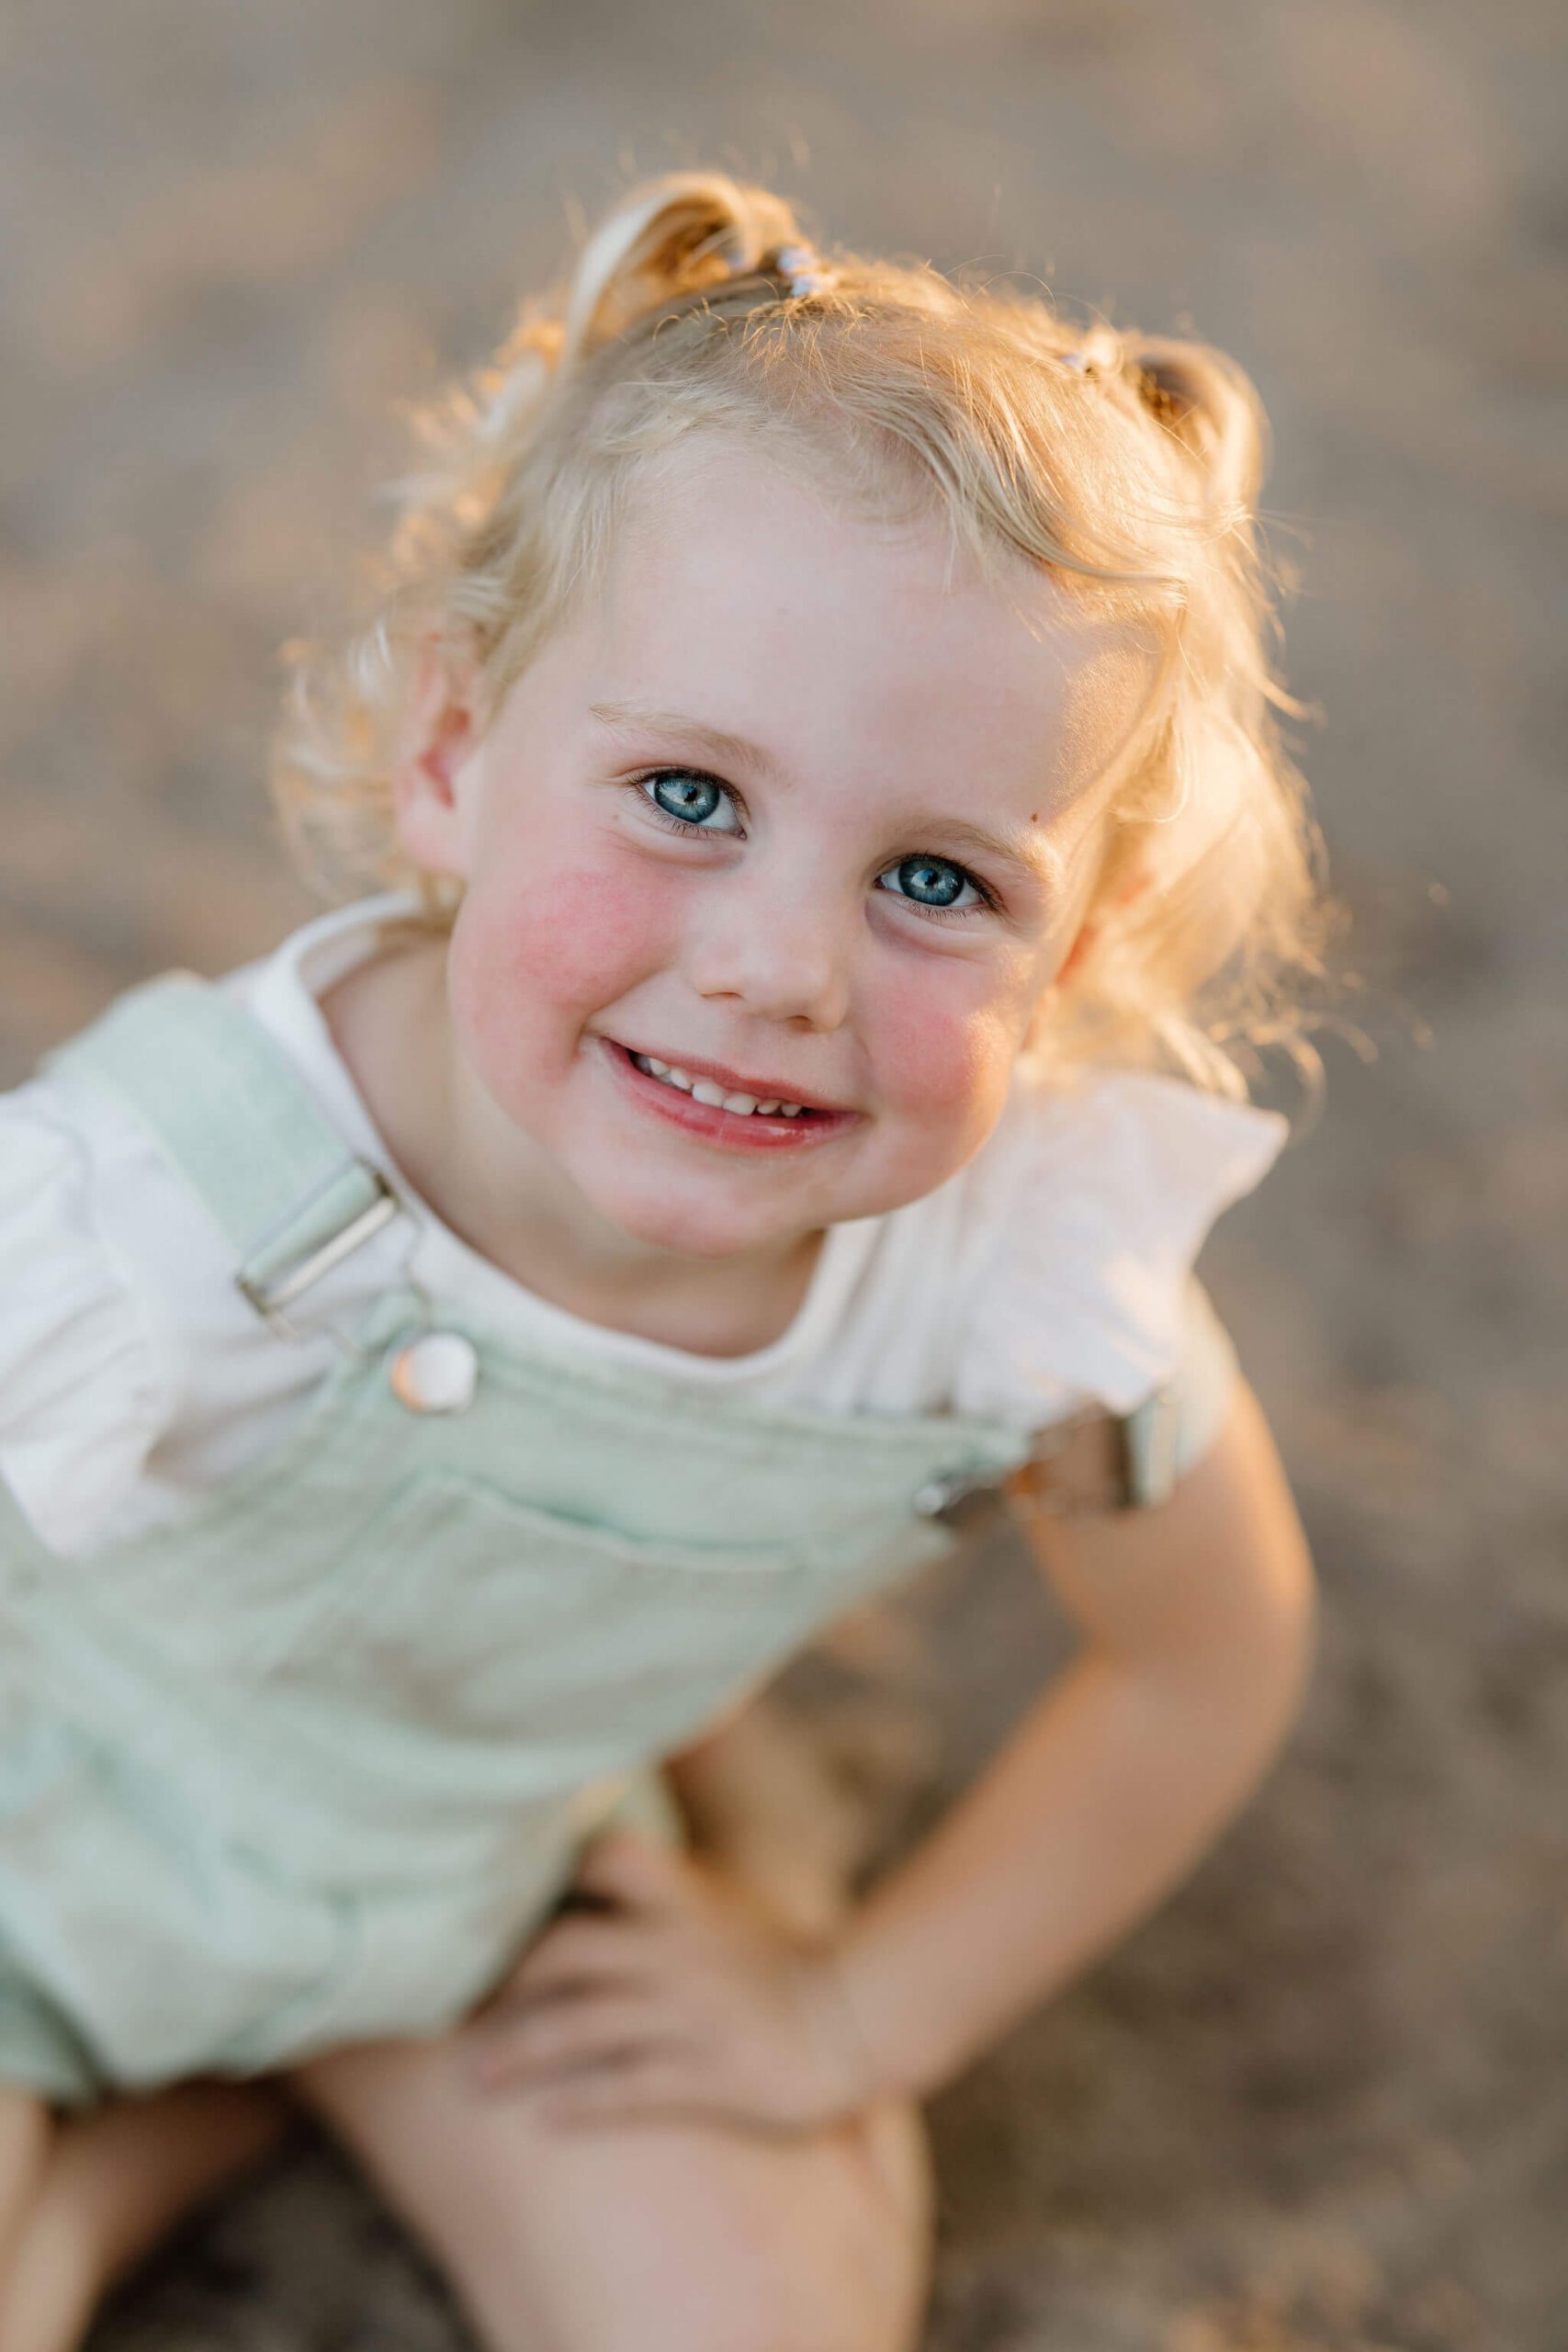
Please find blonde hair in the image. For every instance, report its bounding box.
[272,170,1347,1109]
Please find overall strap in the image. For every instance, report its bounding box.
[39,971,403,1329]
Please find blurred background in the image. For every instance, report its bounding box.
[3,3,1564,2346]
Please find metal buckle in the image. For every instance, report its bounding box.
[914,1405,1118,1532]
[234,1159,404,1342]
[911,1467,1009,1531]
[1118,1383,1183,1509]
[1003,1386,1183,1521]
[916,1383,1185,1533]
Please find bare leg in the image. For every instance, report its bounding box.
[293,1728,934,2352]
[295,1948,933,2352]
[0,2086,51,2271]
[0,2078,290,2352]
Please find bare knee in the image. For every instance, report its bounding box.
[461,2112,932,2352]
[0,2086,51,2269]
[0,2095,97,2352]
[475,2277,919,2352]
[297,2035,931,2352]
[0,2075,292,2352]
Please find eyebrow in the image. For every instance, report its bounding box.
[589,697,1064,893]
[590,700,786,783]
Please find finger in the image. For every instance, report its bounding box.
[572,1831,687,1905]
[498,1953,648,2014]
[530,2043,713,2129]
[501,1914,654,1996]
[471,1995,672,2089]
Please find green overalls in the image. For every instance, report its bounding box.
[0,970,1076,2107]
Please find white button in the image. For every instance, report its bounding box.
[913,1477,957,1517]
[389,1331,479,1414]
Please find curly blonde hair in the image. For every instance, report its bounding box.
[271,170,1345,1108]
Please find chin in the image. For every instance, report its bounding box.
[589,1183,784,1261]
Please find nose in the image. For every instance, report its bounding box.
[682,872,852,1032]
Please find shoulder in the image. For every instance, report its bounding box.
[949,1061,1291,1427]
[0,1071,193,1555]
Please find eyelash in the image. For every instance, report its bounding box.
[630,769,999,922]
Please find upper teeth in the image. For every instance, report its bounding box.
[631,1053,805,1117]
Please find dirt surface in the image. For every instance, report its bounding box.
[3,3,1565,2345]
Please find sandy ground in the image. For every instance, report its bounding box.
[2,2,1565,2344]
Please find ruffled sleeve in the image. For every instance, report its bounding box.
[0,1081,180,1558]
[953,1067,1290,1427]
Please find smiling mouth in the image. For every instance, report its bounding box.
[600,1038,855,1143]
[612,1042,848,1121]
[628,1052,813,1119]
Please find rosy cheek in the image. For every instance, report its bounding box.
[512,867,668,1001]
[869,984,1010,1134]
[451,864,673,1047]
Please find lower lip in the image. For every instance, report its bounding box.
[599,1040,859,1154]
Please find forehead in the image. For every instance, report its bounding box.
[574,437,1156,830]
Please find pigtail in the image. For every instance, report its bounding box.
[558,172,807,365]
[393,174,813,599]
[1122,335,1268,525]
[384,176,805,593]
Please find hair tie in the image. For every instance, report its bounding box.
[767,242,832,299]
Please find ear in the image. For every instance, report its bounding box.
[1053,916,1099,991]
[1052,863,1154,990]
[391,640,485,880]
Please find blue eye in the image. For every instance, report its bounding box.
[640,771,743,834]
[629,771,987,917]
[875,854,985,915]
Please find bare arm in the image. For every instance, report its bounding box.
[824,1374,1317,2102]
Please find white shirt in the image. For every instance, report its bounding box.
[0,892,1290,1560]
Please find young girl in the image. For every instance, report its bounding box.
[0,172,1330,2350]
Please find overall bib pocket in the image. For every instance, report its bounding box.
[250,1464,938,1754]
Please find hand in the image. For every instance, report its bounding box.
[463,1831,878,2137]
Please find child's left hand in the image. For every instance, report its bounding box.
[462,1830,874,2136]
